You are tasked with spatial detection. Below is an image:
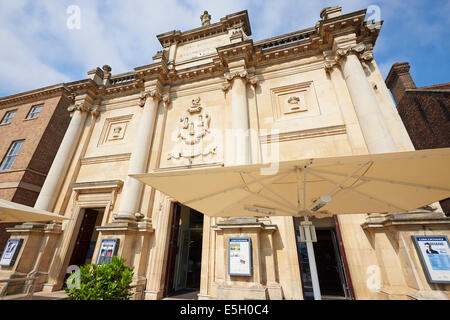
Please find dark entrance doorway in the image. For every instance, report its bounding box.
[69,208,104,267]
[164,203,203,297]
[295,217,352,300]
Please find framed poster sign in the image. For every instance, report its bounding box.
[411,235,450,284]
[96,239,120,265]
[0,238,23,267]
[228,238,252,276]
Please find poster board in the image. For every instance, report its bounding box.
[0,238,23,267]
[96,239,120,265]
[228,238,252,276]
[411,235,450,284]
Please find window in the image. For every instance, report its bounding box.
[0,140,25,171]
[26,104,43,120]
[0,110,17,125]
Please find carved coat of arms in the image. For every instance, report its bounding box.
[168,97,217,162]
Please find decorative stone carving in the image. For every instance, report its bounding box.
[167,97,217,161]
[112,126,123,138]
[89,105,100,117]
[360,49,374,62]
[102,65,112,85]
[249,76,259,87]
[200,11,211,27]
[286,96,307,112]
[222,82,232,93]
[139,90,161,107]
[271,82,318,121]
[99,114,133,145]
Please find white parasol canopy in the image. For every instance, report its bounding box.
[132,148,450,218]
[0,199,69,223]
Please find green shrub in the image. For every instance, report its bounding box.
[65,256,134,300]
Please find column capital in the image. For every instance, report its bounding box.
[324,42,374,73]
[323,50,339,73]
[67,95,97,116]
[139,89,161,107]
[162,94,171,108]
[67,101,88,113]
[335,43,374,63]
[224,69,249,82]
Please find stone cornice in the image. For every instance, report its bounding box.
[169,60,225,84]
[361,211,450,230]
[0,84,72,109]
[0,8,385,104]
[80,153,131,165]
[217,40,254,66]
[71,179,123,192]
[318,9,376,46]
[157,10,251,48]
[260,125,346,144]
[134,60,169,83]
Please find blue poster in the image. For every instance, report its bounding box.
[412,235,450,283]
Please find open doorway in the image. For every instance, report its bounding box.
[295,216,353,300]
[164,203,203,298]
[69,208,105,267]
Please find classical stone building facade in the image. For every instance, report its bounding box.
[0,85,72,253]
[1,7,449,300]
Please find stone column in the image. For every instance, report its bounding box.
[115,89,161,221]
[225,70,251,165]
[34,100,90,211]
[334,43,397,154]
[324,53,368,155]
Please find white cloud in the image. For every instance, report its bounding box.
[0,0,448,96]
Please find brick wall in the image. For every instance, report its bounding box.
[0,92,72,251]
[386,62,450,216]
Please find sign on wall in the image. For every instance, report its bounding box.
[411,235,450,284]
[0,238,23,267]
[228,238,252,276]
[96,239,120,265]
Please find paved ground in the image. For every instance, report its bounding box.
[1,290,68,300]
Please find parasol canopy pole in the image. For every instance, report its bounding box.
[297,166,321,300]
[300,215,321,300]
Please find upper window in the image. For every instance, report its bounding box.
[26,104,43,120]
[0,140,25,171]
[0,110,17,125]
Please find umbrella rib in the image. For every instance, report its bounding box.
[347,188,408,212]
[305,168,407,212]
[216,193,255,216]
[183,170,291,205]
[244,190,298,215]
[309,168,450,192]
[312,162,371,197]
[246,172,297,211]
[214,192,297,217]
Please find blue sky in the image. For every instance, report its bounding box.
[0,0,449,97]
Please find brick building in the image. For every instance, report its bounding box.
[385,62,450,215]
[0,84,73,250]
